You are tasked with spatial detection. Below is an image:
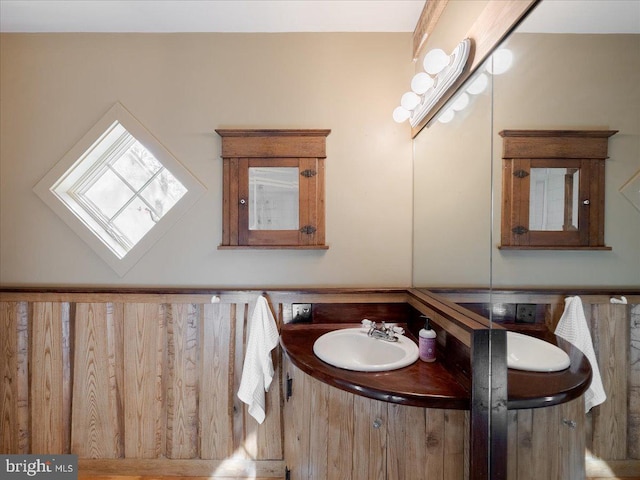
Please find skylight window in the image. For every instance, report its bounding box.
[34,103,205,276]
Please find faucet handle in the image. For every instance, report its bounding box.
[392,326,405,335]
[361,319,373,329]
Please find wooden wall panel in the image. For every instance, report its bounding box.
[0,301,29,454]
[255,345,283,460]
[232,303,248,457]
[123,303,167,459]
[31,302,71,454]
[629,304,640,460]
[591,304,628,460]
[71,302,123,458]
[241,297,284,462]
[199,303,233,459]
[166,303,200,459]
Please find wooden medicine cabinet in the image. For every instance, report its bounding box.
[499,129,617,250]
[216,129,330,249]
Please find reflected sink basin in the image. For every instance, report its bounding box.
[313,328,419,372]
[507,331,571,372]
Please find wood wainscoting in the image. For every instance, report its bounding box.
[0,289,412,479]
[0,291,291,479]
[2,288,639,480]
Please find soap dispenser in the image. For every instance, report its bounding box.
[419,316,436,362]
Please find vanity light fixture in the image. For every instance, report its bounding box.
[393,38,472,127]
[394,43,516,126]
[435,48,514,124]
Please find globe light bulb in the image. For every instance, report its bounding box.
[466,73,488,95]
[451,92,469,111]
[400,91,421,111]
[392,106,411,123]
[410,72,434,95]
[423,48,450,75]
[438,108,455,124]
[486,49,513,75]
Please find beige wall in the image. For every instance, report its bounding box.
[0,33,414,287]
[413,32,640,287]
[3,31,637,289]
[412,89,494,287]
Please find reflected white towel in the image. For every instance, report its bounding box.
[237,295,279,424]
[555,296,606,412]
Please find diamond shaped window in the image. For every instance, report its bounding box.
[34,103,205,276]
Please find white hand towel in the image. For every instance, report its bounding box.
[237,295,279,424]
[555,296,606,412]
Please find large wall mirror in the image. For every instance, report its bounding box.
[413,0,640,288]
[412,1,638,475]
[490,1,639,285]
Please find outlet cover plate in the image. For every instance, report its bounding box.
[515,304,537,323]
[292,303,312,323]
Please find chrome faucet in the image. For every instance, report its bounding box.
[361,319,403,342]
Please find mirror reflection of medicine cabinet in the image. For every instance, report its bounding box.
[499,129,617,250]
[216,129,330,249]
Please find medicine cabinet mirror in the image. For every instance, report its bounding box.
[216,129,330,249]
[499,129,617,249]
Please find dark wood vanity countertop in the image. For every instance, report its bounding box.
[506,330,592,409]
[280,323,592,411]
[281,323,471,410]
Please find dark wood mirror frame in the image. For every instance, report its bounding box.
[216,129,330,249]
[499,129,617,250]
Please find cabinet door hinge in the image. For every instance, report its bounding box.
[513,169,529,178]
[299,225,317,235]
[512,225,529,235]
[285,466,291,480]
[286,374,293,401]
[300,169,317,178]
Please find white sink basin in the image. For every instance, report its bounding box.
[313,328,419,372]
[507,331,571,372]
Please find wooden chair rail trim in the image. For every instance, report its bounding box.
[0,288,410,304]
[424,288,640,305]
[408,288,495,327]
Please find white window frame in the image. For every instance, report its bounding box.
[34,103,205,276]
